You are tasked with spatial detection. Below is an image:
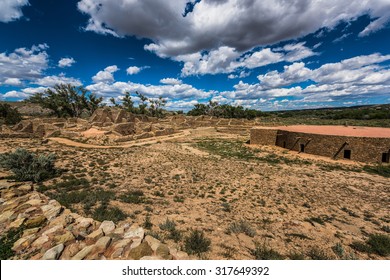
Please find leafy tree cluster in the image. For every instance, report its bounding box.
[110,91,167,118]
[27,84,103,118]
[0,148,57,183]
[187,100,267,119]
[0,103,22,125]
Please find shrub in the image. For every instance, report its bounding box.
[367,234,390,256]
[250,243,284,260]
[143,215,153,230]
[159,218,182,242]
[0,226,24,259]
[307,247,332,260]
[92,204,127,223]
[221,202,231,212]
[184,230,211,256]
[0,103,22,125]
[159,218,177,232]
[0,148,56,182]
[350,234,390,256]
[119,190,145,204]
[226,220,256,237]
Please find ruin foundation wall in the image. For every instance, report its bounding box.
[251,128,390,163]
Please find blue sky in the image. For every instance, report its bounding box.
[0,0,390,111]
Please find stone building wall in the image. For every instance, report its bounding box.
[251,128,390,163]
[249,128,278,145]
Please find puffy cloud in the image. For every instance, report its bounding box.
[86,80,212,101]
[178,43,317,76]
[2,90,28,99]
[0,44,49,84]
[228,71,251,80]
[78,0,390,58]
[160,78,183,85]
[58,57,76,68]
[34,74,82,87]
[126,65,151,75]
[126,66,141,75]
[0,0,29,23]
[92,65,119,83]
[1,86,46,100]
[4,78,22,86]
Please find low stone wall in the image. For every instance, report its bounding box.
[0,178,190,260]
[250,128,278,145]
[251,127,390,163]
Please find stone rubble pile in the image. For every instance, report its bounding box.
[0,178,189,260]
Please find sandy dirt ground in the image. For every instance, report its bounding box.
[0,127,389,260]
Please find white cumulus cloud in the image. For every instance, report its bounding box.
[0,0,29,23]
[78,0,390,58]
[58,57,76,68]
[0,44,49,85]
[92,65,119,83]
[126,66,141,75]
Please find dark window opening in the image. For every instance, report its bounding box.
[382,153,389,163]
[300,144,305,152]
[283,141,286,148]
[344,149,351,159]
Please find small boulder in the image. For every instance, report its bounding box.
[124,227,144,240]
[99,221,115,235]
[127,242,153,260]
[42,244,64,260]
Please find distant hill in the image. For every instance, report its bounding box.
[269,104,390,120]
[1,101,52,116]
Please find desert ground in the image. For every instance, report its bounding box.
[1,125,389,260]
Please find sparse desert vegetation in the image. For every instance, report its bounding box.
[0,101,389,260]
[1,122,389,260]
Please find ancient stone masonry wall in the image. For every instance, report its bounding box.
[251,128,390,163]
[0,178,190,260]
[249,128,278,145]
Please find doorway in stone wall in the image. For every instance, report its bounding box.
[344,149,351,159]
[300,144,305,153]
[382,152,389,163]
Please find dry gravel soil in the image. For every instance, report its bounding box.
[1,127,389,260]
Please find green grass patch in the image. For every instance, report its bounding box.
[363,164,390,178]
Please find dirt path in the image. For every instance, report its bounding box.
[48,130,191,149]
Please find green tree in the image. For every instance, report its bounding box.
[27,84,103,118]
[187,103,209,116]
[0,103,22,125]
[135,91,149,115]
[122,92,135,113]
[149,96,167,117]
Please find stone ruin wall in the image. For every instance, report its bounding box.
[0,177,190,260]
[2,108,264,140]
[249,128,278,145]
[251,128,390,164]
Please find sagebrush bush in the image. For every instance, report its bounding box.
[226,220,256,237]
[0,148,57,182]
[184,230,211,256]
[350,234,390,256]
[251,243,284,260]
